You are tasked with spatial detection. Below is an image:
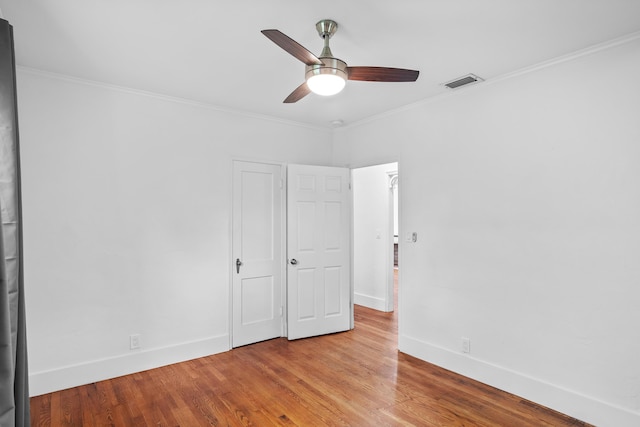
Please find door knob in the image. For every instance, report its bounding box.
[290,258,298,265]
[236,258,242,274]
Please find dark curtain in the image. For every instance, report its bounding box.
[0,18,30,427]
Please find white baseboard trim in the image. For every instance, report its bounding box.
[354,292,388,312]
[399,335,640,427]
[29,334,230,396]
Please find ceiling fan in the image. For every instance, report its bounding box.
[261,20,420,103]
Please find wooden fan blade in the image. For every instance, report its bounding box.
[283,82,311,103]
[347,66,419,82]
[261,29,323,66]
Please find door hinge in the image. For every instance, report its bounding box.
[279,306,283,317]
[280,179,284,189]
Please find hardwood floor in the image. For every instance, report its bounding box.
[31,283,590,426]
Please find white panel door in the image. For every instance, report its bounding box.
[232,161,284,347]
[287,164,352,340]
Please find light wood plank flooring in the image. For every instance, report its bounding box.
[30,282,590,426]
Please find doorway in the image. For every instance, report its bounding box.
[352,162,399,314]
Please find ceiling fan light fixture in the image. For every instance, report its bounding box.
[305,57,348,96]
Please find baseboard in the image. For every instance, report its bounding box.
[354,292,388,312]
[29,335,230,396]
[399,335,640,427]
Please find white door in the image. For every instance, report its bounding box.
[232,161,284,347]
[287,164,352,340]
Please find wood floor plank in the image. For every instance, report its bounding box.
[31,393,52,427]
[30,276,592,426]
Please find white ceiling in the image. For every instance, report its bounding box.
[2,0,640,128]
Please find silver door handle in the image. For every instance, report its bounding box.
[290,258,298,265]
[236,258,242,274]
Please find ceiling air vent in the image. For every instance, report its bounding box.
[443,74,484,89]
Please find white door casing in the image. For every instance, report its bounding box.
[232,161,284,347]
[287,164,352,340]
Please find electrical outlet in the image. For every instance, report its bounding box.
[130,334,141,350]
[461,337,471,354]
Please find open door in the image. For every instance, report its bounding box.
[287,164,352,340]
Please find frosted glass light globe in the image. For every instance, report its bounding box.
[307,74,346,96]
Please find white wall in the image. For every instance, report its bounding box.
[333,37,640,427]
[352,162,396,311]
[17,69,333,395]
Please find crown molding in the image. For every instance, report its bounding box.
[345,30,640,131]
[16,66,330,133]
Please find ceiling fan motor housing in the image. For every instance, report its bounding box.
[305,57,348,82]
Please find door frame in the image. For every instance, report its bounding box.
[386,170,398,312]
